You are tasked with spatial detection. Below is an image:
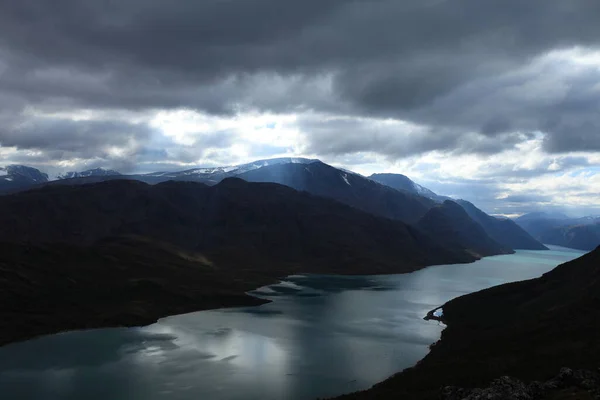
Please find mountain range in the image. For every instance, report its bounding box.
[515,212,600,251]
[0,178,476,274]
[0,158,548,254]
[0,165,49,192]
[56,168,121,180]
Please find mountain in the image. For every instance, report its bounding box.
[236,161,436,224]
[515,213,600,251]
[515,211,570,222]
[56,167,121,180]
[455,200,548,250]
[370,172,545,250]
[417,200,512,257]
[338,247,600,399]
[515,212,578,239]
[0,178,476,274]
[143,157,318,184]
[1,159,516,259]
[0,158,320,194]
[237,163,515,257]
[0,159,552,252]
[539,222,600,251]
[0,165,49,193]
[370,173,447,202]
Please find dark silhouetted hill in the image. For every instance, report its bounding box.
[417,200,513,258]
[456,200,547,250]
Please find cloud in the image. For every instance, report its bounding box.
[0,0,599,213]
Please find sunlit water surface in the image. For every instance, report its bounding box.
[0,246,584,399]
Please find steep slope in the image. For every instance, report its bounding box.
[417,200,512,257]
[0,179,475,274]
[0,165,49,194]
[456,200,547,250]
[370,173,447,202]
[337,247,600,399]
[237,161,435,224]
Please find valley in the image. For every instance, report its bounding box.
[0,157,597,400]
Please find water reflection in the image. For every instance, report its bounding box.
[0,246,585,400]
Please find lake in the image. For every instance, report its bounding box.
[0,246,585,400]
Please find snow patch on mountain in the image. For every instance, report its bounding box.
[56,168,121,180]
[341,173,351,186]
[0,165,49,183]
[145,157,318,179]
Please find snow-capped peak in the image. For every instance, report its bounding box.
[0,165,49,183]
[144,157,319,179]
[56,168,121,180]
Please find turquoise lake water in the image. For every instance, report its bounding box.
[0,246,585,399]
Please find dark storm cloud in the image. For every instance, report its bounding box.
[298,116,531,158]
[1,0,600,157]
[0,116,153,157]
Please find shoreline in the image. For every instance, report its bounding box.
[0,248,474,348]
[333,247,598,400]
[4,247,586,400]
[0,292,272,348]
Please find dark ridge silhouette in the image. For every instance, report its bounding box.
[0,178,475,275]
[237,161,435,224]
[370,173,546,251]
[417,200,513,258]
[456,199,548,250]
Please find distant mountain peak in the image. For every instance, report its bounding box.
[516,211,571,221]
[0,165,49,184]
[144,157,319,180]
[56,168,121,180]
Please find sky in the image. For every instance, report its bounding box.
[0,0,599,216]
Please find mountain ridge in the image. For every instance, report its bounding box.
[0,178,476,274]
[515,213,600,250]
[0,159,548,252]
[56,167,121,180]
